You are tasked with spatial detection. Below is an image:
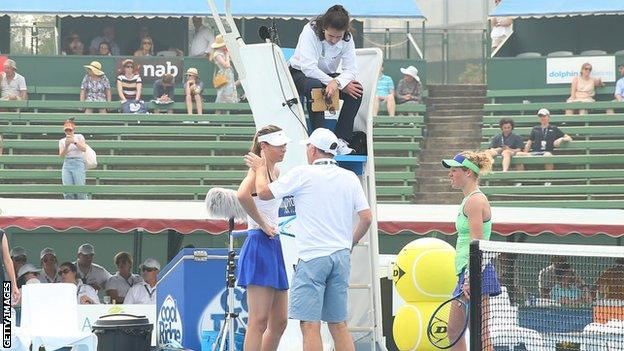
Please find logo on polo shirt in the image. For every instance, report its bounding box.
[158,295,183,345]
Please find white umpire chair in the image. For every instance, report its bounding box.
[20,283,97,351]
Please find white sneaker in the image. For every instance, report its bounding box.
[514,182,522,187]
[336,138,354,155]
[544,182,552,186]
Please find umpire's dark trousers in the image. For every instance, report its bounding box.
[289,68,362,142]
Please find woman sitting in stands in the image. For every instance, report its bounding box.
[184,67,204,115]
[134,36,154,57]
[566,62,604,115]
[80,60,111,114]
[396,66,422,104]
[62,31,84,55]
[58,119,88,200]
[98,41,112,56]
[550,263,589,307]
[59,261,100,304]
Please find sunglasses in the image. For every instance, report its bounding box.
[13,256,27,262]
[124,65,134,68]
[583,67,592,71]
[142,41,152,45]
[60,269,71,275]
[142,267,157,272]
[43,257,56,262]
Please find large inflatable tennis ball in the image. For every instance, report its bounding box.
[392,238,456,302]
[393,302,441,351]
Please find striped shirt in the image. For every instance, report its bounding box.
[117,74,142,100]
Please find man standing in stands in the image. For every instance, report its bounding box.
[74,243,112,292]
[0,59,28,101]
[190,17,215,57]
[89,25,120,56]
[517,108,572,171]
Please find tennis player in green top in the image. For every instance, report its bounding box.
[442,151,501,351]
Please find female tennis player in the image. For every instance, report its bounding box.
[236,125,290,351]
[442,151,501,351]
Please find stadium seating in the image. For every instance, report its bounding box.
[0,113,423,202]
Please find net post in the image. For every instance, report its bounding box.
[469,240,482,351]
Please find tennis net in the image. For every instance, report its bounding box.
[469,241,624,351]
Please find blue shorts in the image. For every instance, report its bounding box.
[289,249,350,323]
[453,263,502,297]
[237,229,289,290]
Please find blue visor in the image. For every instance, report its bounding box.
[441,154,481,175]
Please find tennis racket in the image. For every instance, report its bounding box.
[427,292,470,349]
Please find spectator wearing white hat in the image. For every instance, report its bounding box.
[396,66,422,105]
[17,263,41,288]
[60,261,100,304]
[0,59,28,101]
[74,243,112,292]
[516,108,572,172]
[39,247,61,283]
[105,252,143,304]
[245,128,372,350]
[124,258,160,304]
[10,246,27,280]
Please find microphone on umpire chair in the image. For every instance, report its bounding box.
[205,187,247,230]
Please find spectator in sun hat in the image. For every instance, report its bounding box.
[80,60,111,114]
[105,252,143,304]
[184,67,204,114]
[124,258,160,304]
[17,263,41,288]
[74,243,112,292]
[211,34,239,104]
[396,65,422,104]
[39,247,61,283]
[1,59,28,101]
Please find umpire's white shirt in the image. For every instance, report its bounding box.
[288,23,358,89]
[268,159,369,261]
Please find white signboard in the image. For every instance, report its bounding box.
[77,304,157,346]
[546,56,616,84]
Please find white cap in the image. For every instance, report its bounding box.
[400,66,420,82]
[10,246,26,258]
[257,130,291,146]
[77,243,95,255]
[17,263,41,279]
[537,108,550,116]
[40,247,56,260]
[140,258,161,270]
[300,128,339,155]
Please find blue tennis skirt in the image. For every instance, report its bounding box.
[453,263,501,297]
[237,229,289,290]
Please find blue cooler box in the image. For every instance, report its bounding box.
[157,248,248,351]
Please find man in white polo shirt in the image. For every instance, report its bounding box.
[74,243,112,292]
[124,258,159,305]
[245,128,372,351]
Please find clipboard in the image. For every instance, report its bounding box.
[311,88,339,113]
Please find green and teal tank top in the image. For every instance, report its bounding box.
[455,190,492,275]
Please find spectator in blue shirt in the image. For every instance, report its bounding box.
[372,66,395,116]
[486,117,524,172]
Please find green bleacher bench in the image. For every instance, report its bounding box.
[0,112,255,124]
[479,140,624,151]
[33,86,218,99]
[482,114,624,126]
[490,200,624,209]
[487,86,614,101]
[482,126,624,138]
[481,184,624,195]
[482,169,624,181]
[493,154,624,166]
[484,101,624,114]
[2,125,258,136]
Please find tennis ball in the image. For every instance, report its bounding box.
[393,302,440,351]
[392,238,456,302]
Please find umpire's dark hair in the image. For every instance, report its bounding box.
[311,5,352,42]
[498,117,515,129]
